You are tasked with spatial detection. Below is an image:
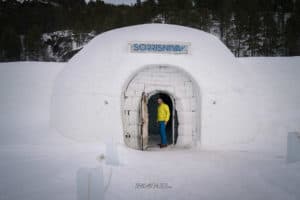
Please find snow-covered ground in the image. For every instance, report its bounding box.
[1,142,300,200]
[0,59,300,200]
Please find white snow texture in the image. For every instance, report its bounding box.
[0,24,299,200]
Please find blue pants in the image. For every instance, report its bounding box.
[159,121,167,145]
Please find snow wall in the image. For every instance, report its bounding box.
[0,62,65,145]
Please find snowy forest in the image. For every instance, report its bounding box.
[0,0,300,62]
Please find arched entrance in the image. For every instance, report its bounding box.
[122,65,201,150]
[145,92,178,149]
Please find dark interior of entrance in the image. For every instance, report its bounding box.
[147,93,178,146]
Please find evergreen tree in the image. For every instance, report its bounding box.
[136,0,142,7]
[24,25,43,60]
[0,26,21,61]
[232,10,248,56]
[260,12,280,56]
[1,0,300,61]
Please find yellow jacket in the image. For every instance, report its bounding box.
[157,103,170,122]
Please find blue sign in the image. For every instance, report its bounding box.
[129,42,190,54]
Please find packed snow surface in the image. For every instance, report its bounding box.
[0,58,299,200]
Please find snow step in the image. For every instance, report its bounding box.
[77,167,104,200]
[287,132,300,163]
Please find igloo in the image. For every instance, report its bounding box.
[51,24,249,150]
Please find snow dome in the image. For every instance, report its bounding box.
[51,24,249,150]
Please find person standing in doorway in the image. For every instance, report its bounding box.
[157,97,170,148]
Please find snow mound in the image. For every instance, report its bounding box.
[51,24,246,147]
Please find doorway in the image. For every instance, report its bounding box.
[141,92,178,150]
[122,65,200,150]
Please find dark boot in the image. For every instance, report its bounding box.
[160,144,168,148]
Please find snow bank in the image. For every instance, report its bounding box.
[0,62,65,145]
[234,57,300,154]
